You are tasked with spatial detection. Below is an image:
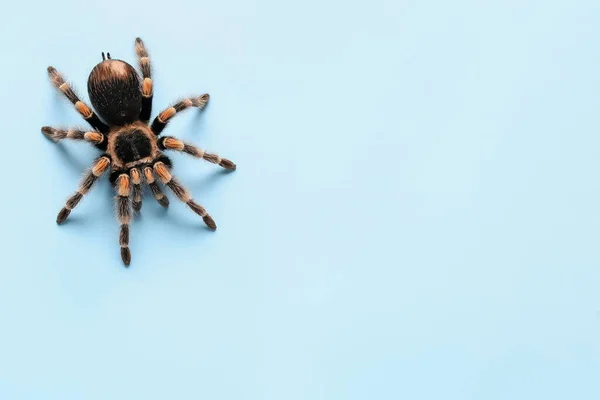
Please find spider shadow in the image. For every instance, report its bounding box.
[131,210,145,222]
[56,214,86,226]
[185,168,235,194]
[52,142,93,172]
[159,211,215,233]
[47,91,83,125]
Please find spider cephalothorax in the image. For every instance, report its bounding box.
[42,39,236,266]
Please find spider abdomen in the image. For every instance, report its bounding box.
[88,60,142,126]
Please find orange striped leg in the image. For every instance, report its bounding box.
[158,136,236,170]
[143,167,170,208]
[115,174,132,266]
[153,161,217,229]
[47,67,109,133]
[56,155,111,224]
[41,126,105,149]
[135,37,153,122]
[151,95,210,135]
[129,168,143,212]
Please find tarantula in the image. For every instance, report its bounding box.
[42,37,236,266]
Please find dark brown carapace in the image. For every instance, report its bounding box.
[42,38,236,266]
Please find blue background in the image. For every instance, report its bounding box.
[0,0,599,398]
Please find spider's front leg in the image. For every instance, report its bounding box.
[114,173,132,266]
[56,155,111,224]
[151,95,210,135]
[46,67,109,134]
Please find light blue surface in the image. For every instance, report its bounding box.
[0,0,598,398]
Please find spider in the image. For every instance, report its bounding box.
[42,37,236,266]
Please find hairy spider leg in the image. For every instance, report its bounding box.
[158,136,236,170]
[153,161,216,229]
[41,126,106,150]
[115,173,132,265]
[135,37,153,123]
[129,168,144,212]
[46,67,109,134]
[151,95,210,135]
[143,166,170,208]
[56,155,111,224]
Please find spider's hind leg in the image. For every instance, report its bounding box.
[46,67,109,134]
[151,95,210,135]
[135,37,153,122]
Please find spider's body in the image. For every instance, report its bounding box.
[108,123,157,168]
[42,39,236,266]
